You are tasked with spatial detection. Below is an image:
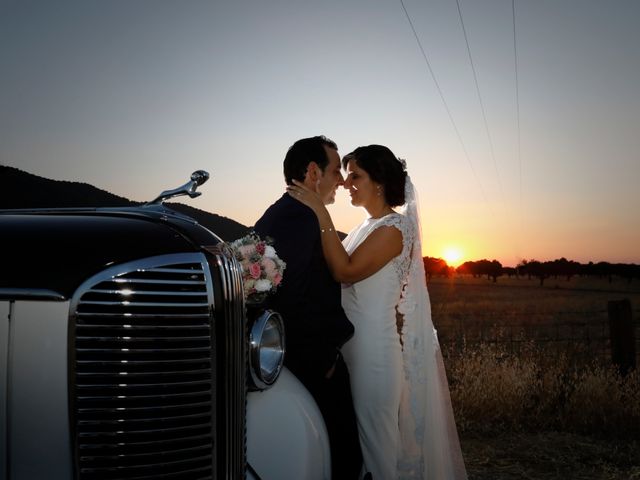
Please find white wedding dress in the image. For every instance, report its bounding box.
[341,209,467,480]
[341,213,412,479]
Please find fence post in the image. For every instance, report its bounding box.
[608,299,636,375]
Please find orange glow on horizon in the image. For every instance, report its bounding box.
[442,246,464,267]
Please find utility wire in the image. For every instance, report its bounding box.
[512,0,523,261]
[454,0,505,205]
[512,0,522,210]
[455,0,520,263]
[399,0,489,205]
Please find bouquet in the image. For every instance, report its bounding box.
[230,232,286,305]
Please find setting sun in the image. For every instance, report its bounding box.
[442,246,464,267]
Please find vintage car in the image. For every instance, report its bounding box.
[0,171,330,479]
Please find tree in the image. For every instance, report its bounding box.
[423,257,452,279]
[456,259,503,282]
[519,259,548,286]
[548,257,581,281]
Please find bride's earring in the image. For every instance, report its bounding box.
[376,185,382,197]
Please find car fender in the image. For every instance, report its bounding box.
[247,368,330,480]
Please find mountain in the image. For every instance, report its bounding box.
[0,165,250,241]
[163,202,250,240]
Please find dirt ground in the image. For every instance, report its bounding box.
[461,432,640,480]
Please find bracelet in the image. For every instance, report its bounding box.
[320,227,334,233]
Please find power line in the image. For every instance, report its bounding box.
[398,0,489,205]
[512,0,522,210]
[454,0,521,264]
[512,0,523,260]
[454,0,505,205]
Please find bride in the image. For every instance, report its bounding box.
[288,145,467,479]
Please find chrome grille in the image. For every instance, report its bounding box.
[70,253,216,480]
[214,253,246,480]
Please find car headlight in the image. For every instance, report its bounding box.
[249,310,285,390]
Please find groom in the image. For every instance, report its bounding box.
[254,136,362,479]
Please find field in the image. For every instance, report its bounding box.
[428,275,640,480]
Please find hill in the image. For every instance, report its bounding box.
[0,165,250,241]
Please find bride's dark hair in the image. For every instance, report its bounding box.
[342,145,407,207]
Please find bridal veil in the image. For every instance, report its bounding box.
[397,175,467,479]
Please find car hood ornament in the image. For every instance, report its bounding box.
[146,170,210,206]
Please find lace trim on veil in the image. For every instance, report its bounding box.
[396,176,468,480]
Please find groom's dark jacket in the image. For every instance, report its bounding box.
[254,193,354,379]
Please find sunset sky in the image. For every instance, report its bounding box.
[1,0,638,267]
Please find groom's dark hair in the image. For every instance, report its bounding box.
[283,135,338,185]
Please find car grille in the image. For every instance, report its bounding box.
[69,253,220,480]
[214,253,246,480]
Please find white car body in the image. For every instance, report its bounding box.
[1,299,330,480]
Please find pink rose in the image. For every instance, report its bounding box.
[273,273,282,286]
[249,262,261,279]
[256,242,266,255]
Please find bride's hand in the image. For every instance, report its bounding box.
[287,180,324,213]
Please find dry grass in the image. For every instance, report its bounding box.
[428,275,640,478]
[446,340,640,436]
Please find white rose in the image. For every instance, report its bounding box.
[264,245,277,258]
[254,279,272,292]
